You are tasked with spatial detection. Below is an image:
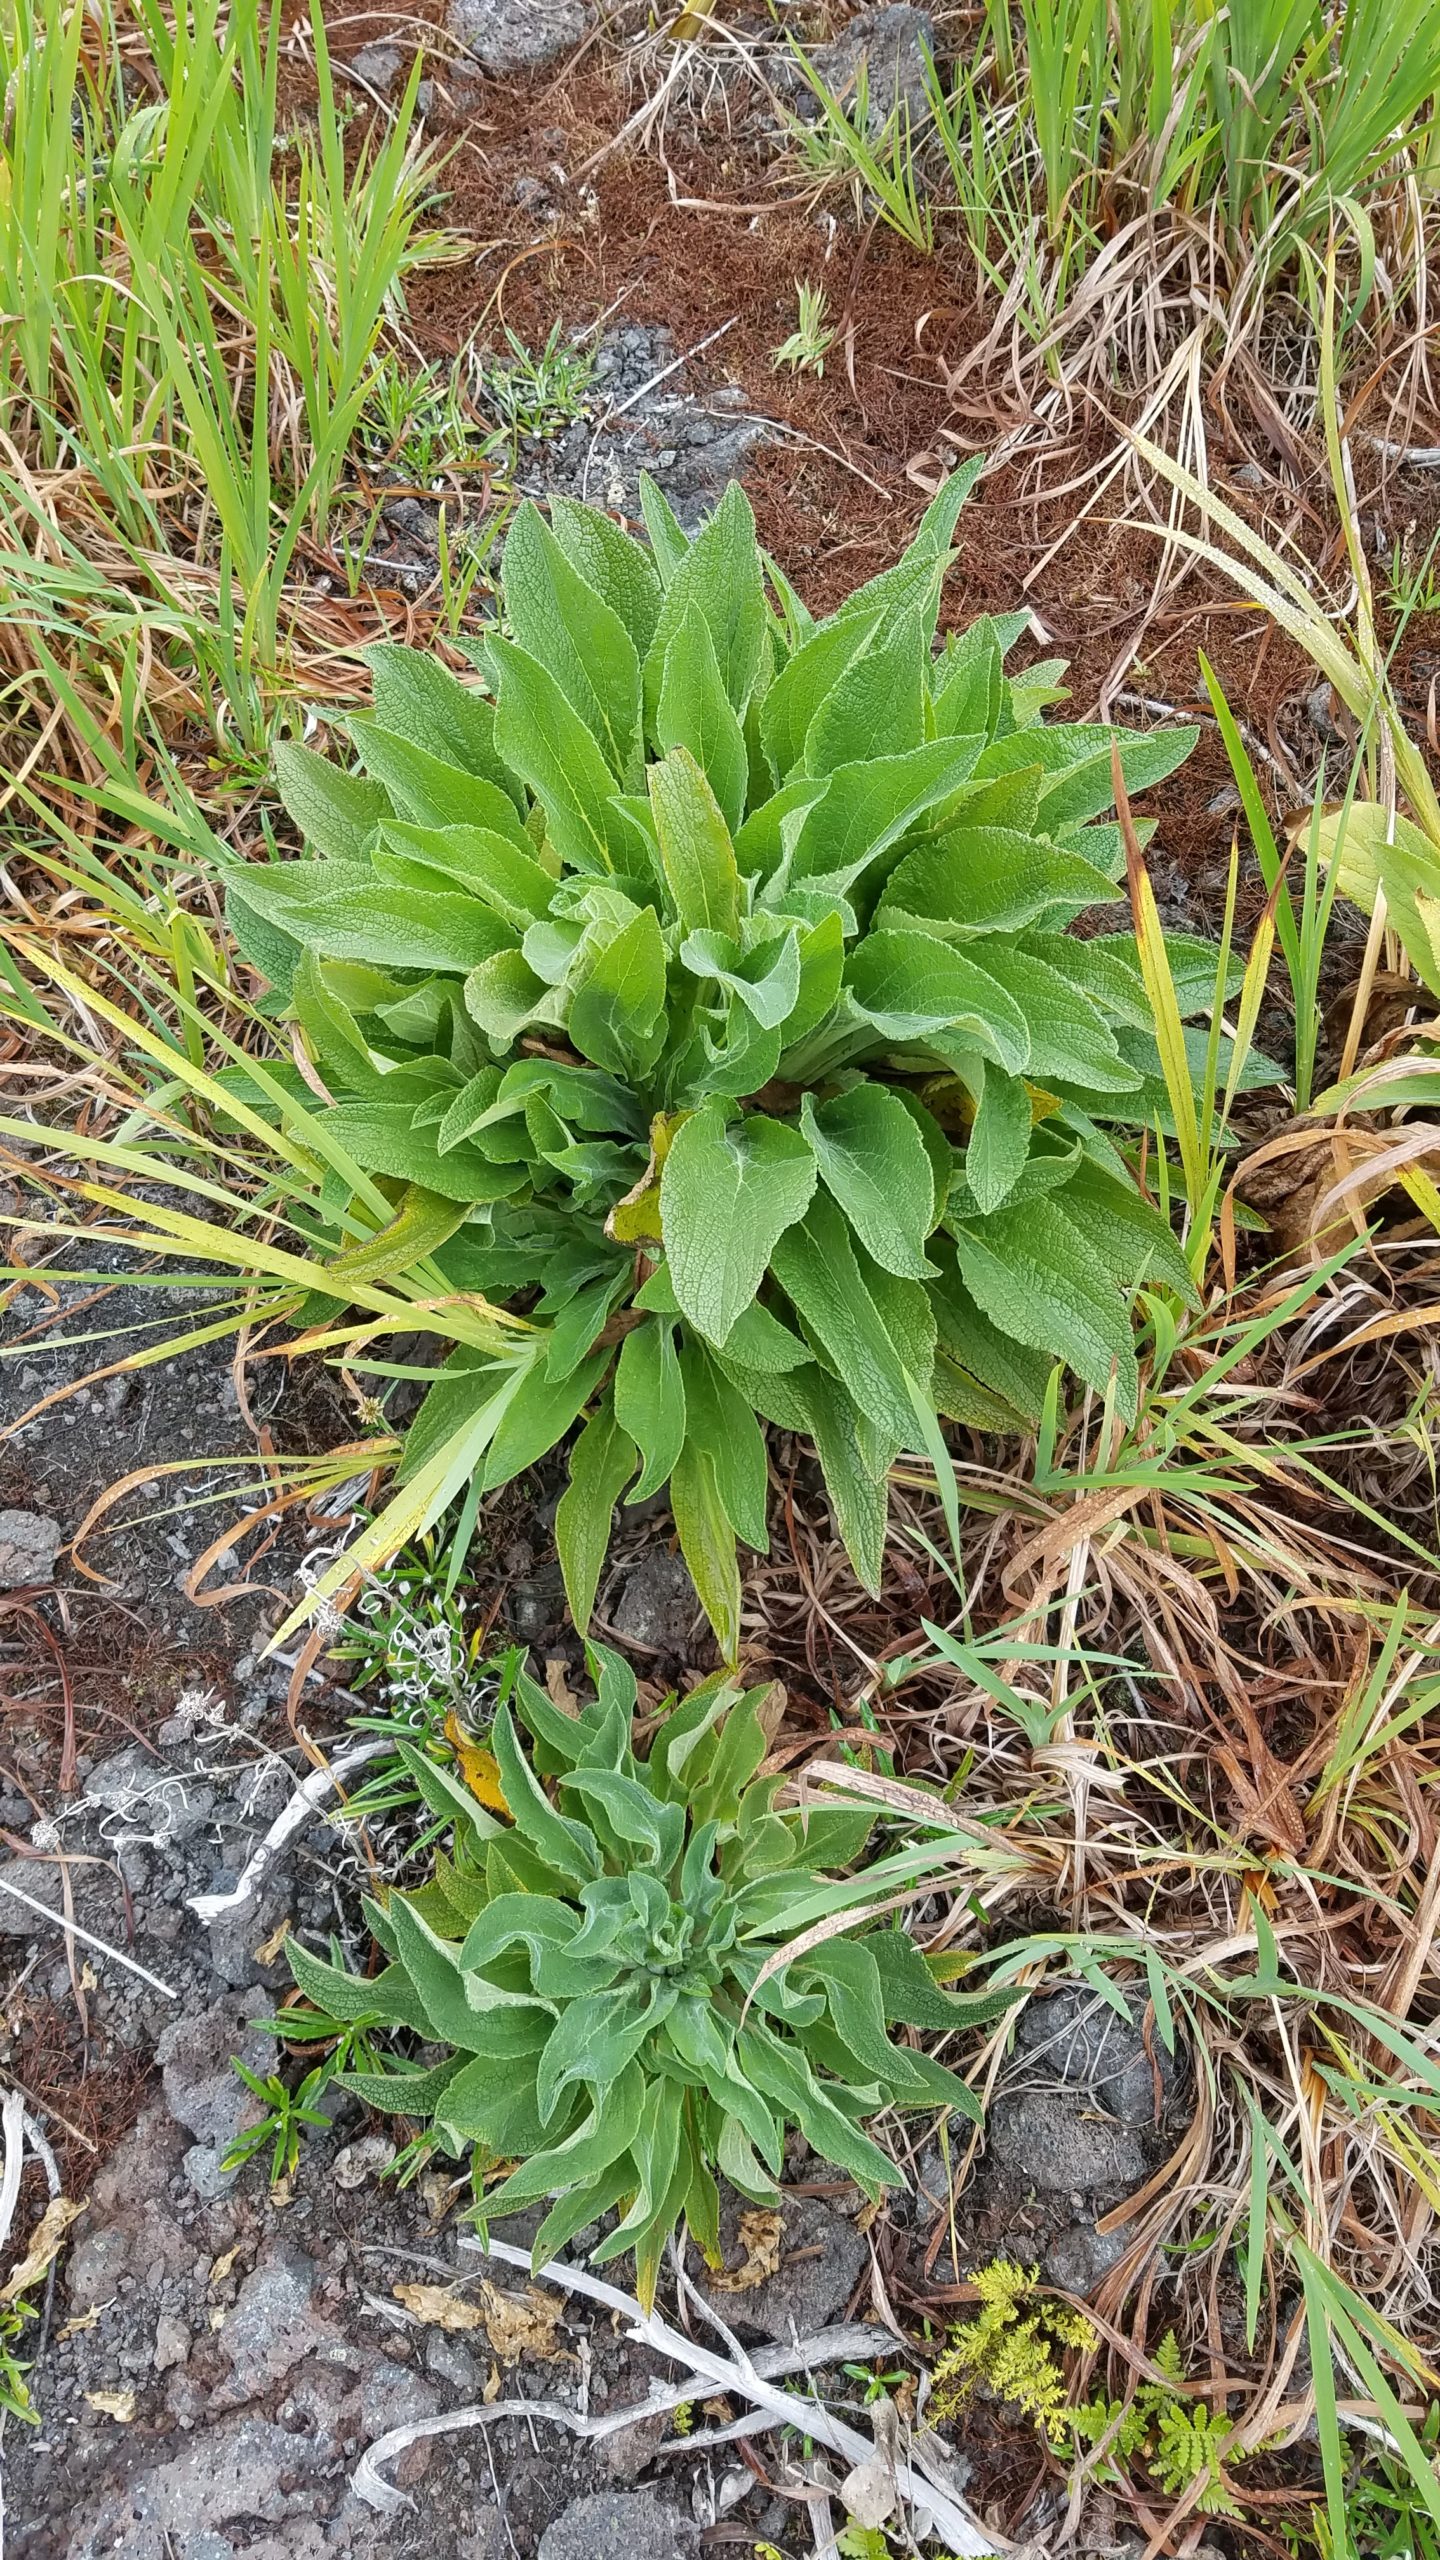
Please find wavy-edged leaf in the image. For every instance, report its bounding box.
[800,1083,935,1278]
[657,606,748,834]
[671,1437,741,1660]
[648,745,741,937]
[614,1315,687,1499]
[659,1098,817,1347]
[502,500,642,777]
[950,1196,1139,1417]
[847,929,1030,1072]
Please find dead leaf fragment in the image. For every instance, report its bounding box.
[208,2246,240,2286]
[393,2278,569,2363]
[710,2208,783,2293]
[85,2389,137,2422]
[255,1915,291,1966]
[57,2303,103,2341]
[841,2394,901,2530]
[2,2195,84,2304]
[393,2282,487,2333]
[419,2168,464,2225]
[544,1657,582,1716]
[477,2279,569,2364]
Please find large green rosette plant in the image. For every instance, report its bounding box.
[225,468,1251,1646]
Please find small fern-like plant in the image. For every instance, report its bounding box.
[1066,2331,1249,2520]
[929,2258,1097,2431]
[281,1646,1014,2306]
[936,2269,1252,2522]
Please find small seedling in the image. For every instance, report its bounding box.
[0,2302,38,2426]
[258,1972,386,2079]
[359,350,505,485]
[222,2061,334,2183]
[480,320,595,446]
[842,2357,912,2405]
[772,279,836,377]
[1385,527,1440,619]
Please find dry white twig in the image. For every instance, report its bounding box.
[352,2303,893,2512]
[0,2091,26,2261]
[0,1875,177,1999]
[188,1735,391,1925]
[351,2236,998,2554]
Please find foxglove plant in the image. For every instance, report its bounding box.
[285,1647,1015,2303]
[222,468,1253,1646]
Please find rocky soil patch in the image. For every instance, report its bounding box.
[1,1688,1181,2554]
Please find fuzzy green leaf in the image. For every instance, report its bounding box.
[557,1392,637,1635]
[659,1099,817,1347]
[648,746,742,938]
[800,1083,936,1278]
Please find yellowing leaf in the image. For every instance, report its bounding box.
[606,1110,683,1245]
[2,2196,84,2304]
[443,1714,509,1813]
[608,1174,664,1245]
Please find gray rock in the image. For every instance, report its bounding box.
[65,2105,188,2308]
[806,5,937,132]
[153,2311,190,2373]
[1042,2220,1130,2297]
[987,1986,1178,2196]
[84,1744,216,1846]
[66,2216,135,2307]
[357,2355,442,2440]
[609,1550,697,1655]
[0,1854,62,1937]
[602,2405,670,2481]
[1014,1986,1177,2129]
[426,2327,482,2392]
[416,69,482,127]
[912,2140,952,2221]
[691,2195,865,2342]
[215,2247,321,2385]
[0,1507,62,1588]
[349,38,403,87]
[333,2132,396,2190]
[1305,680,1348,748]
[156,1988,271,2153]
[447,0,593,76]
[181,2141,232,2201]
[538,2492,700,2560]
[69,2413,330,2555]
